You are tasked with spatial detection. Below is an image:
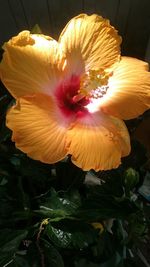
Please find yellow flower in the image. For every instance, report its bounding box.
[0,14,150,171]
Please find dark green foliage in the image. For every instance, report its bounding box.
[0,229,28,266]
[0,82,150,266]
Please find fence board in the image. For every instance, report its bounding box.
[145,37,150,64]
[0,0,150,59]
[114,0,131,36]
[7,0,29,30]
[0,0,18,45]
[83,0,96,14]
[21,0,51,35]
[47,0,83,38]
[121,0,150,59]
[94,0,120,25]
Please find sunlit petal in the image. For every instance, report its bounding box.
[59,14,121,75]
[66,112,130,171]
[100,57,150,119]
[0,31,65,98]
[6,94,69,163]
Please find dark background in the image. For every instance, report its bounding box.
[0,2,150,266]
[0,0,150,61]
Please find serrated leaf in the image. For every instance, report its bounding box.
[45,221,97,249]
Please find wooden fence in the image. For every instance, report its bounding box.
[0,0,150,60]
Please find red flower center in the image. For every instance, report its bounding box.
[55,75,90,118]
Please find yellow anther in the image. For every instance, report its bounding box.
[80,69,110,96]
[41,218,49,226]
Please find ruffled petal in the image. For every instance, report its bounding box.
[0,31,65,98]
[66,112,130,171]
[6,94,68,163]
[59,14,121,74]
[100,57,150,120]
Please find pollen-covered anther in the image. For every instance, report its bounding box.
[90,85,109,99]
[80,69,111,97]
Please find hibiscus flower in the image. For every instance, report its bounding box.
[0,14,150,171]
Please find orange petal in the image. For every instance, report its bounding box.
[6,94,68,163]
[66,112,130,171]
[59,14,121,74]
[0,31,65,98]
[100,57,150,120]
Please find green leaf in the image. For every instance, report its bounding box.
[45,221,97,249]
[127,212,148,244]
[13,255,30,267]
[74,259,100,267]
[10,155,21,168]
[92,230,117,260]
[0,229,28,266]
[17,154,54,197]
[46,223,72,248]
[77,175,138,221]
[0,176,8,186]
[99,251,123,267]
[124,168,139,196]
[26,239,64,267]
[74,252,123,267]
[43,240,64,267]
[36,188,81,220]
